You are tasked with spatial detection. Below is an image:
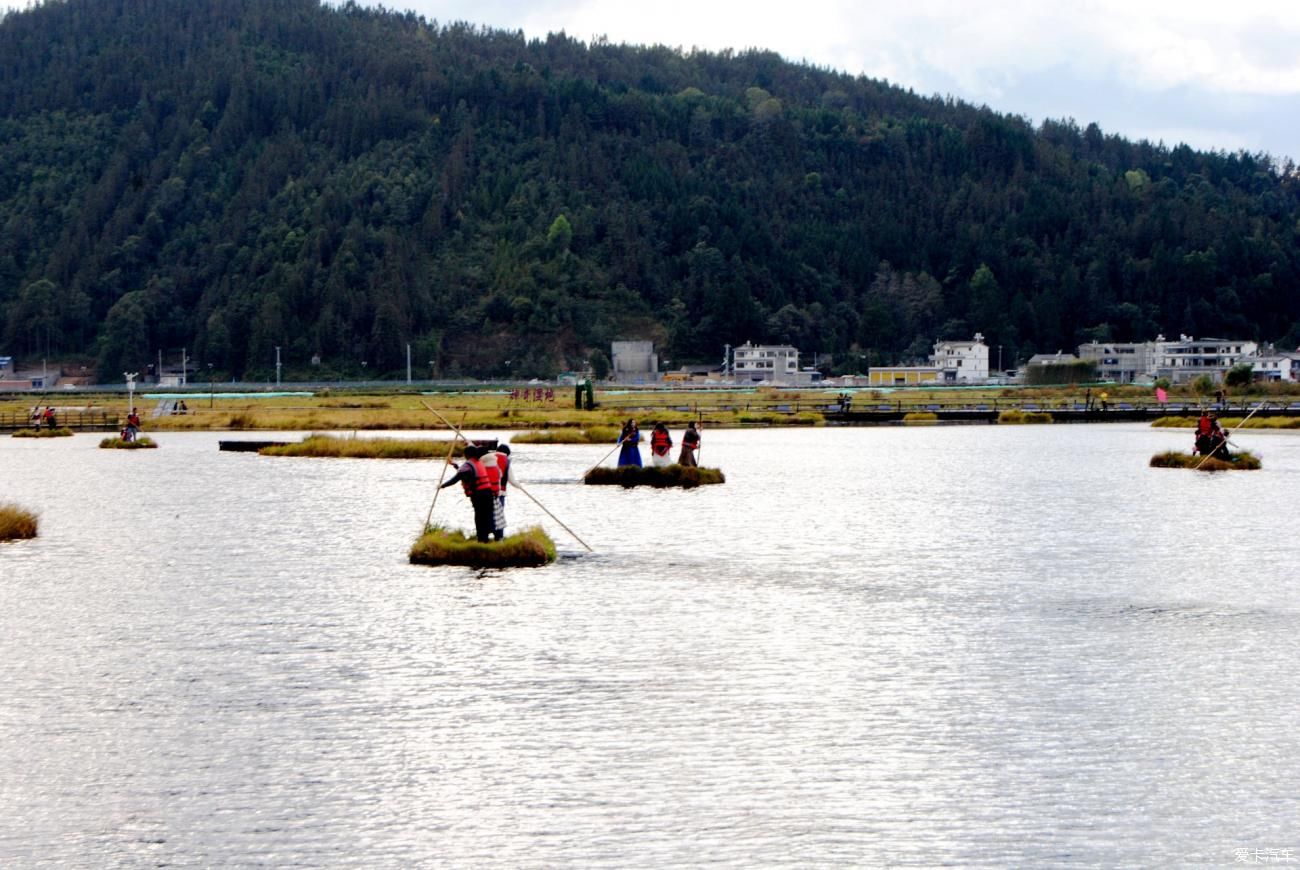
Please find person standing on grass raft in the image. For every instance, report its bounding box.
[649,423,673,467]
[439,445,498,543]
[481,443,510,541]
[617,419,642,467]
[678,422,701,467]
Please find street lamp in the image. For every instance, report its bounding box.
[124,372,137,419]
[208,363,215,408]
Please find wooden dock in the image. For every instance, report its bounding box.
[0,409,119,432]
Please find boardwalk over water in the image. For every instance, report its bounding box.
[0,409,119,432]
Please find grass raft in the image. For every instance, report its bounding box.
[0,503,39,540]
[99,436,158,449]
[584,465,725,488]
[409,524,556,568]
[12,427,74,438]
[1149,450,1261,471]
[259,434,466,458]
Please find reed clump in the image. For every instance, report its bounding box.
[99,436,158,449]
[12,427,74,438]
[512,426,619,444]
[1149,450,1261,471]
[0,503,39,540]
[583,465,725,488]
[902,411,938,424]
[999,409,1053,424]
[409,524,556,568]
[258,434,464,458]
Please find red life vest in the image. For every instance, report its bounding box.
[1196,416,1213,435]
[482,456,502,494]
[496,453,509,491]
[459,458,494,496]
[651,429,671,455]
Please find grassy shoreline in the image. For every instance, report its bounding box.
[259,434,466,458]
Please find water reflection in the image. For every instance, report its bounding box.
[2,425,1298,865]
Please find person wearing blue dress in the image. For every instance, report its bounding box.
[617,419,642,467]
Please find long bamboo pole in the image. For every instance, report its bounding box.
[421,412,466,534]
[580,435,626,480]
[419,401,594,552]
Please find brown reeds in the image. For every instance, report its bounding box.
[583,465,725,488]
[0,503,39,540]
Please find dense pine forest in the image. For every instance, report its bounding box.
[2,0,1298,381]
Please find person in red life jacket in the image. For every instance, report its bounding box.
[480,444,508,541]
[649,422,673,467]
[492,443,511,534]
[440,444,499,542]
[42,406,56,429]
[678,422,701,467]
[1194,411,1214,456]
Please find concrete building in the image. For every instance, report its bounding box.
[611,341,658,383]
[931,333,989,383]
[1155,335,1258,384]
[865,366,941,386]
[1248,349,1300,382]
[733,342,799,383]
[1077,341,1158,383]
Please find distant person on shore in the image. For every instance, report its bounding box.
[678,422,700,466]
[617,419,642,467]
[649,423,673,467]
[440,444,498,543]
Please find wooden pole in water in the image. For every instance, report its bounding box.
[422,412,466,534]
[580,436,625,480]
[1193,401,1265,470]
[419,401,594,552]
[508,479,593,552]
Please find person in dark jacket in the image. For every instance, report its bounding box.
[440,445,498,542]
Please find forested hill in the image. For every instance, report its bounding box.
[2,0,1299,381]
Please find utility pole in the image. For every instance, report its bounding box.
[723,343,731,381]
[275,346,282,386]
[181,348,187,386]
[125,371,137,416]
[406,342,412,384]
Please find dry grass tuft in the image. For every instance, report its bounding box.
[0,503,39,540]
[409,525,556,568]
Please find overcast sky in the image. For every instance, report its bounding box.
[5,0,1296,163]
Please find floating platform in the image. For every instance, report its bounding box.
[11,427,74,438]
[409,525,556,568]
[1149,450,1260,471]
[219,440,289,452]
[583,465,725,488]
[99,436,158,449]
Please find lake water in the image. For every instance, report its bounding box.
[2,424,1298,867]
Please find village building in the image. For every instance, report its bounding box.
[930,334,989,383]
[610,341,659,383]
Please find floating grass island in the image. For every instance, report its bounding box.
[512,426,619,444]
[1149,450,1261,471]
[409,524,556,568]
[0,503,39,540]
[99,436,158,449]
[12,427,74,438]
[998,409,1053,424]
[258,433,466,458]
[583,465,725,488]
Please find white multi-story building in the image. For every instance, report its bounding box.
[930,333,989,383]
[1077,341,1158,383]
[1154,335,1258,384]
[1248,349,1300,382]
[732,342,799,383]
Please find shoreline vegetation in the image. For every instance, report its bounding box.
[583,466,725,488]
[99,436,157,449]
[4,384,1300,435]
[258,434,466,458]
[409,525,557,568]
[0,503,39,540]
[1151,415,1300,429]
[1149,450,1262,471]
[512,426,620,444]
